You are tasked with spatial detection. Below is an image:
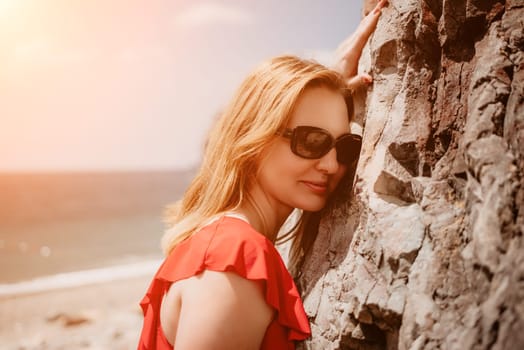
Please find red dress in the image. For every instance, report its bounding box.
[137,216,311,349]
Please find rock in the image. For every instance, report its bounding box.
[298,1,524,349]
[45,311,93,327]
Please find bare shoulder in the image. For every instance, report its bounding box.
[162,270,274,350]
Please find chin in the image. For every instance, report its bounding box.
[294,198,327,212]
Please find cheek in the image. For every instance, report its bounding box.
[257,142,307,188]
[261,144,301,179]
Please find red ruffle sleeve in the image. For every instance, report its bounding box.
[138,216,311,350]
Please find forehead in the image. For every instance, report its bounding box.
[288,86,349,137]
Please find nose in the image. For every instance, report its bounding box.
[316,147,339,174]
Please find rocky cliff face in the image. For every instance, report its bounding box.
[297,1,523,349]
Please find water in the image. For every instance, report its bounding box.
[0,170,195,285]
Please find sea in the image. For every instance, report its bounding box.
[0,169,195,297]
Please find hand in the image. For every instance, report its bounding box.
[333,0,388,91]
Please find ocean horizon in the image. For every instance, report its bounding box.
[0,169,195,286]
[0,258,164,298]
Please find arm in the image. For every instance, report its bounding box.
[334,0,388,89]
[173,270,273,350]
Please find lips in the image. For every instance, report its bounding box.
[301,180,329,195]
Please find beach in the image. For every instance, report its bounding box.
[0,170,193,349]
[0,274,150,350]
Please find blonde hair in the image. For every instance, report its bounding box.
[162,55,354,269]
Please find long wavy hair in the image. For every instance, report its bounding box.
[162,55,354,273]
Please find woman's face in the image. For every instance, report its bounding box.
[256,86,350,213]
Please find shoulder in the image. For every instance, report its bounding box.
[208,216,274,255]
[201,216,284,280]
[157,216,279,283]
[203,217,311,342]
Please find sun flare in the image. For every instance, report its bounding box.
[0,0,16,15]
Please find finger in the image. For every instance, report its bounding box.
[373,0,388,14]
[346,74,373,91]
[360,0,388,35]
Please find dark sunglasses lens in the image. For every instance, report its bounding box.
[336,135,362,165]
[294,128,332,158]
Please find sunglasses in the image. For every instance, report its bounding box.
[278,126,362,165]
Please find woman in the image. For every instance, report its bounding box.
[138,2,387,349]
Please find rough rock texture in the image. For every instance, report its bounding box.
[297,1,523,349]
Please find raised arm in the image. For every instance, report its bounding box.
[333,0,388,90]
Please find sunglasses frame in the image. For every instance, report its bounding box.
[278,126,362,165]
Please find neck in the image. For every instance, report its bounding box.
[237,188,293,243]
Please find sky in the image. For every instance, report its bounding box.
[0,0,363,171]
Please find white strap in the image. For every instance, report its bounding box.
[200,211,250,228]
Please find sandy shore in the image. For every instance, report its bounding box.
[0,275,151,350]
